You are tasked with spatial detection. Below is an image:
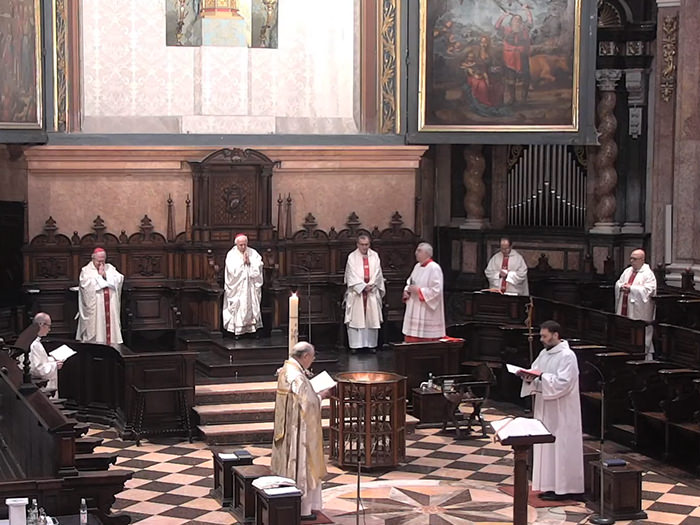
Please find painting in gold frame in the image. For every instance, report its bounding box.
[0,0,43,130]
[418,0,582,133]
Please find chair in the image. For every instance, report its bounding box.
[434,363,496,439]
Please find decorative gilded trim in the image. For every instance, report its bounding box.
[53,0,69,131]
[660,14,678,103]
[378,0,399,134]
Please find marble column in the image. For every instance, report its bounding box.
[460,144,488,230]
[590,69,622,234]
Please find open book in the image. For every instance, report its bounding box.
[310,370,337,394]
[252,475,297,490]
[49,344,77,362]
[506,363,541,381]
[491,417,550,441]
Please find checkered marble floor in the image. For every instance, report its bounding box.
[90,404,700,525]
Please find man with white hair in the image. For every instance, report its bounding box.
[271,342,328,521]
[402,242,446,342]
[615,248,656,359]
[223,234,264,335]
[344,234,385,353]
[76,247,124,344]
[29,313,64,394]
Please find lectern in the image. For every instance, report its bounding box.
[493,418,554,525]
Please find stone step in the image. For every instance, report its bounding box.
[198,415,420,446]
[194,399,331,425]
[195,381,278,405]
[196,350,338,378]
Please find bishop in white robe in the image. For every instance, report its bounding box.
[76,247,124,345]
[344,235,385,351]
[615,250,656,359]
[520,321,584,499]
[402,243,445,341]
[485,238,529,295]
[223,234,264,335]
[271,343,328,520]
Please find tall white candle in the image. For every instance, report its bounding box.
[289,292,299,352]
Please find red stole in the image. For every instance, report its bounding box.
[620,270,638,317]
[500,255,510,293]
[103,287,111,344]
[362,256,370,311]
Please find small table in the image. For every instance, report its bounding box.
[131,385,192,446]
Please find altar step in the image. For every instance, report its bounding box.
[193,380,418,445]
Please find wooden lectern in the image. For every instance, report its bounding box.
[493,418,554,525]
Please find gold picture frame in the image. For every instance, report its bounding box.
[417,0,582,133]
[0,0,44,130]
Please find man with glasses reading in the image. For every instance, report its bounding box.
[615,249,656,360]
[28,313,64,396]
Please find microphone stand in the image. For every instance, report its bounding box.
[525,297,534,364]
[290,264,312,343]
[586,361,615,525]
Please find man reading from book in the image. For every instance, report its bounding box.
[517,320,584,501]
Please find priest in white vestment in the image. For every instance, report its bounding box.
[519,320,584,500]
[615,249,656,360]
[28,313,63,395]
[271,342,329,521]
[485,238,529,295]
[223,234,264,335]
[76,247,124,345]
[402,243,446,342]
[344,234,385,352]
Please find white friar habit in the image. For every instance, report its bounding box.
[222,246,264,335]
[29,337,59,393]
[402,259,446,339]
[615,263,656,359]
[76,261,124,344]
[521,340,585,496]
[344,248,385,349]
[271,358,327,516]
[484,249,529,295]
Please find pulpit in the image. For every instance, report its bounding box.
[329,371,406,469]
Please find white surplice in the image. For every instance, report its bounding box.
[271,358,327,516]
[615,263,656,358]
[402,260,446,339]
[223,246,264,335]
[344,248,385,349]
[28,337,59,393]
[76,262,124,344]
[521,340,584,495]
[484,249,529,295]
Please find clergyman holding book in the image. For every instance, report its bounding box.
[517,320,584,501]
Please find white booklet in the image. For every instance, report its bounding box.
[491,417,550,441]
[252,476,297,490]
[310,370,337,394]
[50,344,77,362]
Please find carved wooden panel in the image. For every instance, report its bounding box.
[128,254,165,278]
[210,168,258,227]
[34,256,71,280]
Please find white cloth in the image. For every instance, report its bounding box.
[484,249,529,295]
[521,340,584,495]
[28,337,59,392]
[223,246,264,335]
[76,262,124,344]
[344,248,385,349]
[615,263,656,358]
[402,260,446,339]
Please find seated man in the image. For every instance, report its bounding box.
[402,242,445,342]
[27,313,64,395]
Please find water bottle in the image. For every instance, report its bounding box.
[79,498,88,525]
[427,372,434,390]
[27,499,38,525]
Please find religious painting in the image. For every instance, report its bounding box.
[418,0,582,133]
[0,0,43,129]
[165,0,278,48]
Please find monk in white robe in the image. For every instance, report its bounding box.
[76,247,124,345]
[615,249,656,360]
[519,320,584,500]
[223,234,264,335]
[271,342,328,520]
[344,234,385,351]
[27,313,63,395]
[402,242,445,342]
[485,238,529,295]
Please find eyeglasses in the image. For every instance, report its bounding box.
[41,322,51,328]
